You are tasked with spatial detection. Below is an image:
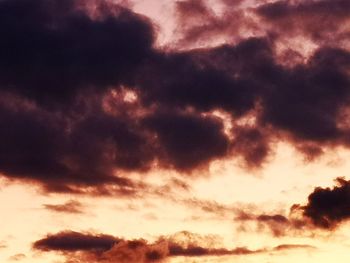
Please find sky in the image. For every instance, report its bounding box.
[0,0,350,262]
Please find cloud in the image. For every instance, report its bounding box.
[235,210,307,237]
[181,198,234,218]
[0,241,7,249]
[0,91,152,195]
[0,0,156,194]
[34,230,317,262]
[273,244,316,251]
[33,231,316,263]
[33,230,265,262]
[33,231,119,252]
[256,214,289,224]
[0,0,154,107]
[43,200,85,214]
[174,0,350,50]
[256,0,350,43]
[173,0,246,47]
[8,254,26,261]
[0,0,349,195]
[142,110,229,170]
[236,177,350,233]
[168,244,259,257]
[231,126,271,168]
[295,177,350,229]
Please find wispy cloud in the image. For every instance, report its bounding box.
[43,200,85,214]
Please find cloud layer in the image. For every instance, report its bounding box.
[33,230,316,262]
[0,0,349,196]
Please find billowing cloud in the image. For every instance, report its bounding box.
[142,110,229,170]
[0,89,161,195]
[236,177,350,233]
[0,0,349,195]
[0,0,154,106]
[0,0,156,194]
[295,177,350,229]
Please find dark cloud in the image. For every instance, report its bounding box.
[260,47,350,144]
[143,110,229,170]
[257,0,350,21]
[0,99,67,183]
[257,214,289,224]
[33,230,264,262]
[296,177,350,229]
[43,200,85,214]
[0,0,154,107]
[273,244,316,251]
[33,231,119,252]
[237,178,350,233]
[235,210,307,237]
[0,0,156,194]
[195,41,350,149]
[35,230,316,262]
[0,0,350,195]
[206,43,350,162]
[168,243,259,257]
[1,89,228,195]
[137,44,261,115]
[0,94,146,195]
[256,0,350,43]
[231,126,271,168]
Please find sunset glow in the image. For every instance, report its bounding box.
[1,0,350,262]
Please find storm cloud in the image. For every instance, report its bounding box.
[0,0,154,106]
[0,0,349,195]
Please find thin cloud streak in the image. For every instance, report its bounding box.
[43,200,85,214]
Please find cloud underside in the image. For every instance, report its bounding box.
[231,177,350,233]
[33,230,315,262]
[0,0,349,196]
[295,177,350,229]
